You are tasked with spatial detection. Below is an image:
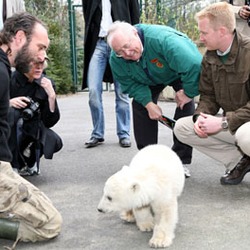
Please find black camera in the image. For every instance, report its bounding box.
[22,97,40,120]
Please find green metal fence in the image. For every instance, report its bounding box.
[67,0,83,91]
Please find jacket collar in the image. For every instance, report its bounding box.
[204,29,242,66]
[135,26,144,46]
[14,70,30,86]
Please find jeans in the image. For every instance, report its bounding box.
[87,39,130,139]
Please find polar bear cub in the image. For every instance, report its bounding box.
[98,144,185,248]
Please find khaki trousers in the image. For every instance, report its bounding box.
[174,117,250,171]
[0,161,62,249]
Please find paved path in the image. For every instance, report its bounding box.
[1,92,250,250]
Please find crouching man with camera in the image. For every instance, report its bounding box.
[8,53,63,176]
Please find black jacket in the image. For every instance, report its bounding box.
[81,0,140,89]
[0,48,12,162]
[10,72,60,128]
[9,71,62,169]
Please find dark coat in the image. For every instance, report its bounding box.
[81,0,140,89]
[8,71,62,169]
[195,31,250,133]
[0,48,12,162]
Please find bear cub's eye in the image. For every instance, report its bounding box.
[106,196,112,201]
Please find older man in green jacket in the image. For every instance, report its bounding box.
[107,22,202,177]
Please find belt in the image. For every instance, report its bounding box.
[99,37,106,40]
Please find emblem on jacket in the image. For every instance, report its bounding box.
[150,58,164,68]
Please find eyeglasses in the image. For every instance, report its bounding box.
[115,39,133,58]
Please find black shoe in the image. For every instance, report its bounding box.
[220,155,250,185]
[85,137,104,148]
[119,138,131,148]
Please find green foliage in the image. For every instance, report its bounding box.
[76,48,84,91]
[23,0,207,94]
[140,0,202,41]
[24,0,73,94]
[46,36,73,94]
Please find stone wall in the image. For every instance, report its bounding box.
[160,86,200,103]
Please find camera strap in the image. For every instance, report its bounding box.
[34,113,41,174]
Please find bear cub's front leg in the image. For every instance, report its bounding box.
[149,202,178,248]
[133,206,154,232]
[120,210,135,223]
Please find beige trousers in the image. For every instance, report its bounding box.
[0,161,62,249]
[174,117,250,171]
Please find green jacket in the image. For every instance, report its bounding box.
[195,30,250,133]
[109,24,202,106]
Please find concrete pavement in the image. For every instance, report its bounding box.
[1,92,250,250]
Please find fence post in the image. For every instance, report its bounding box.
[67,0,77,91]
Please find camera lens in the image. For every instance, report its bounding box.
[22,109,34,120]
[22,98,40,120]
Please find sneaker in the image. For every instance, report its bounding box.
[183,165,191,178]
[19,163,40,176]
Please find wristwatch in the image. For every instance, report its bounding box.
[221,116,228,130]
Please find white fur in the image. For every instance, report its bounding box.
[98,144,185,248]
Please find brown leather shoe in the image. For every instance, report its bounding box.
[220,155,250,185]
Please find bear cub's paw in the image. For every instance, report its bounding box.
[120,210,135,223]
[149,235,173,248]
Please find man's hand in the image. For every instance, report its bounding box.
[40,77,56,99]
[145,102,162,120]
[10,96,30,109]
[194,112,223,137]
[40,77,56,112]
[238,5,250,20]
[175,89,192,110]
